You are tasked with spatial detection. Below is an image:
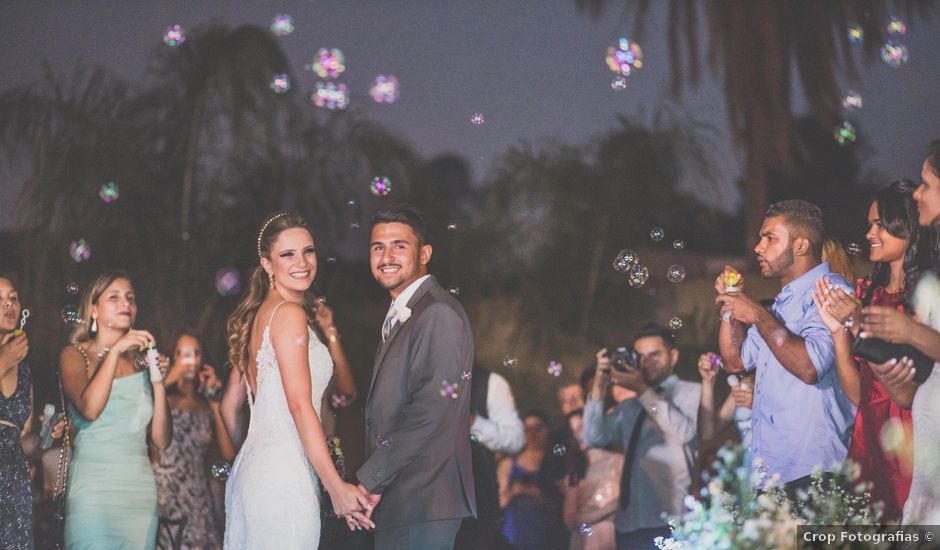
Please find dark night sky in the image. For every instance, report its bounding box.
[1,1,938,227]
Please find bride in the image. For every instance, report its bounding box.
[220,212,373,549]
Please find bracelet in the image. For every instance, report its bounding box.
[842,316,855,332]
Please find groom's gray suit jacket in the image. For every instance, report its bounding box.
[356,276,477,529]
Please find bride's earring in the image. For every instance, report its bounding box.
[90,315,98,334]
[269,272,276,290]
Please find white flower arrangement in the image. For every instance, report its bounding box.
[655,443,882,550]
[396,305,412,325]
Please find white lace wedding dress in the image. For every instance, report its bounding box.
[224,307,334,549]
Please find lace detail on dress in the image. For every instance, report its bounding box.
[224,310,334,549]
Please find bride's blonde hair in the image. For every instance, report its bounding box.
[226,211,315,375]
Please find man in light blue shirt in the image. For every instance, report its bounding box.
[716,200,856,493]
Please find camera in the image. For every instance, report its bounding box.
[607,346,639,372]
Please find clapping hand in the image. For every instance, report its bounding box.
[813,277,861,334]
[860,306,918,344]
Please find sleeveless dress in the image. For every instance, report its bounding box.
[65,370,158,550]
[153,407,221,549]
[846,287,913,521]
[903,273,940,524]
[0,363,32,550]
[223,304,334,549]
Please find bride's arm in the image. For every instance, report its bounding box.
[220,366,249,449]
[271,304,373,525]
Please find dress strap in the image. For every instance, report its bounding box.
[267,301,290,329]
[244,371,254,410]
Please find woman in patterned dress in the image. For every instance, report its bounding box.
[153,333,235,550]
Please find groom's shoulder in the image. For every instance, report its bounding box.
[414,280,468,322]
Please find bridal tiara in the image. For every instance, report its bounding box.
[257,212,290,258]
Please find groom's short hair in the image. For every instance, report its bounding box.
[372,204,429,246]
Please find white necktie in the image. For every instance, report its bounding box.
[382,303,397,342]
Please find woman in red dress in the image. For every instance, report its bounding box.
[813,179,932,522]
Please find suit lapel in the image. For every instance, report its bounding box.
[367,277,438,402]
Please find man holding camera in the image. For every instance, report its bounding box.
[583,323,700,550]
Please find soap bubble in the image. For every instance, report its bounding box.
[628,264,649,288]
[648,404,659,415]
[887,17,907,36]
[847,242,863,255]
[370,176,392,196]
[880,418,907,453]
[448,287,461,296]
[376,436,391,449]
[326,256,337,264]
[881,40,909,68]
[842,91,863,111]
[461,370,472,381]
[210,461,231,481]
[447,223,458,231]
[605,38,643,75]
[552,444,567,456]
[312,48,345,78]
[834,121,857,145]
[672,240,685,250]
[440,380,459,399]
[666,265,686,283]
[649,227,665,241]
[547,361,562,377]
[847,24,864,43]
[99,181,120,204]
[270,74,291,94]
[215,268,241,296]
[330,392,350,409]
[612,249,639,273]
[61,305,80,325]
[502,355,518,368]
[579,523,594,537]
[369,75,400,104]
[610,76,628,90]
[270,14,295,37]
[69,239,91,263]
[311,82,348,110]
[668,316,683,330]
[470,112,485,126]
[66,282,80,295]
[163,25,186,47]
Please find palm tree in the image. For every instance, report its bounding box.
[576,0,933,246]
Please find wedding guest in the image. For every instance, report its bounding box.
[562,408,622,550]
[862,141,940,524]
[696,352,754,444]
[716,200,856,496]
[583,324,700,550]
[455,365,524,549]
[812,180,928,521]
[60,271,172,549]
[153,333,235,550]
[498,411,556,550]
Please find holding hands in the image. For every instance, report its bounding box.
[328,480,377,531]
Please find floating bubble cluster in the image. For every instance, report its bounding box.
[270,74,291,94]
[311,82,348,110]
[847,242,863,256]
[666,265,686,283]
[547,360,563,377]
[605,38,643,76]
[610,76,628,90]
[649,227,664,241]
[69,239,91,263]
[312,48,345,78]
[215,268,241,296]
[370,176,392,196]
[440,380,459,399]
[163,25,186,47]
[847,24,864,43]
[628,264,649,288]
[612,249,639,274]
[210,461,231,481]
[66,282,80,295]
[99,181,119,204]
[369,75,400,104]
[672,240,685,250]
[579,523,594,537]
[668,316,683,330]
[881,40,909,68]
[552,444,567,457]
[61,305,80,325]
[887,17,907,36]
[503,355,518,368]
[834,121,857,145]
[842,91,863,111]
[270,14,295,37]
[470,112,485,126]
[376,436,391,449]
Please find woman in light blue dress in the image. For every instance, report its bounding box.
[59,271,172,549]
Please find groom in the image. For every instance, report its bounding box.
[356,204,476,549]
